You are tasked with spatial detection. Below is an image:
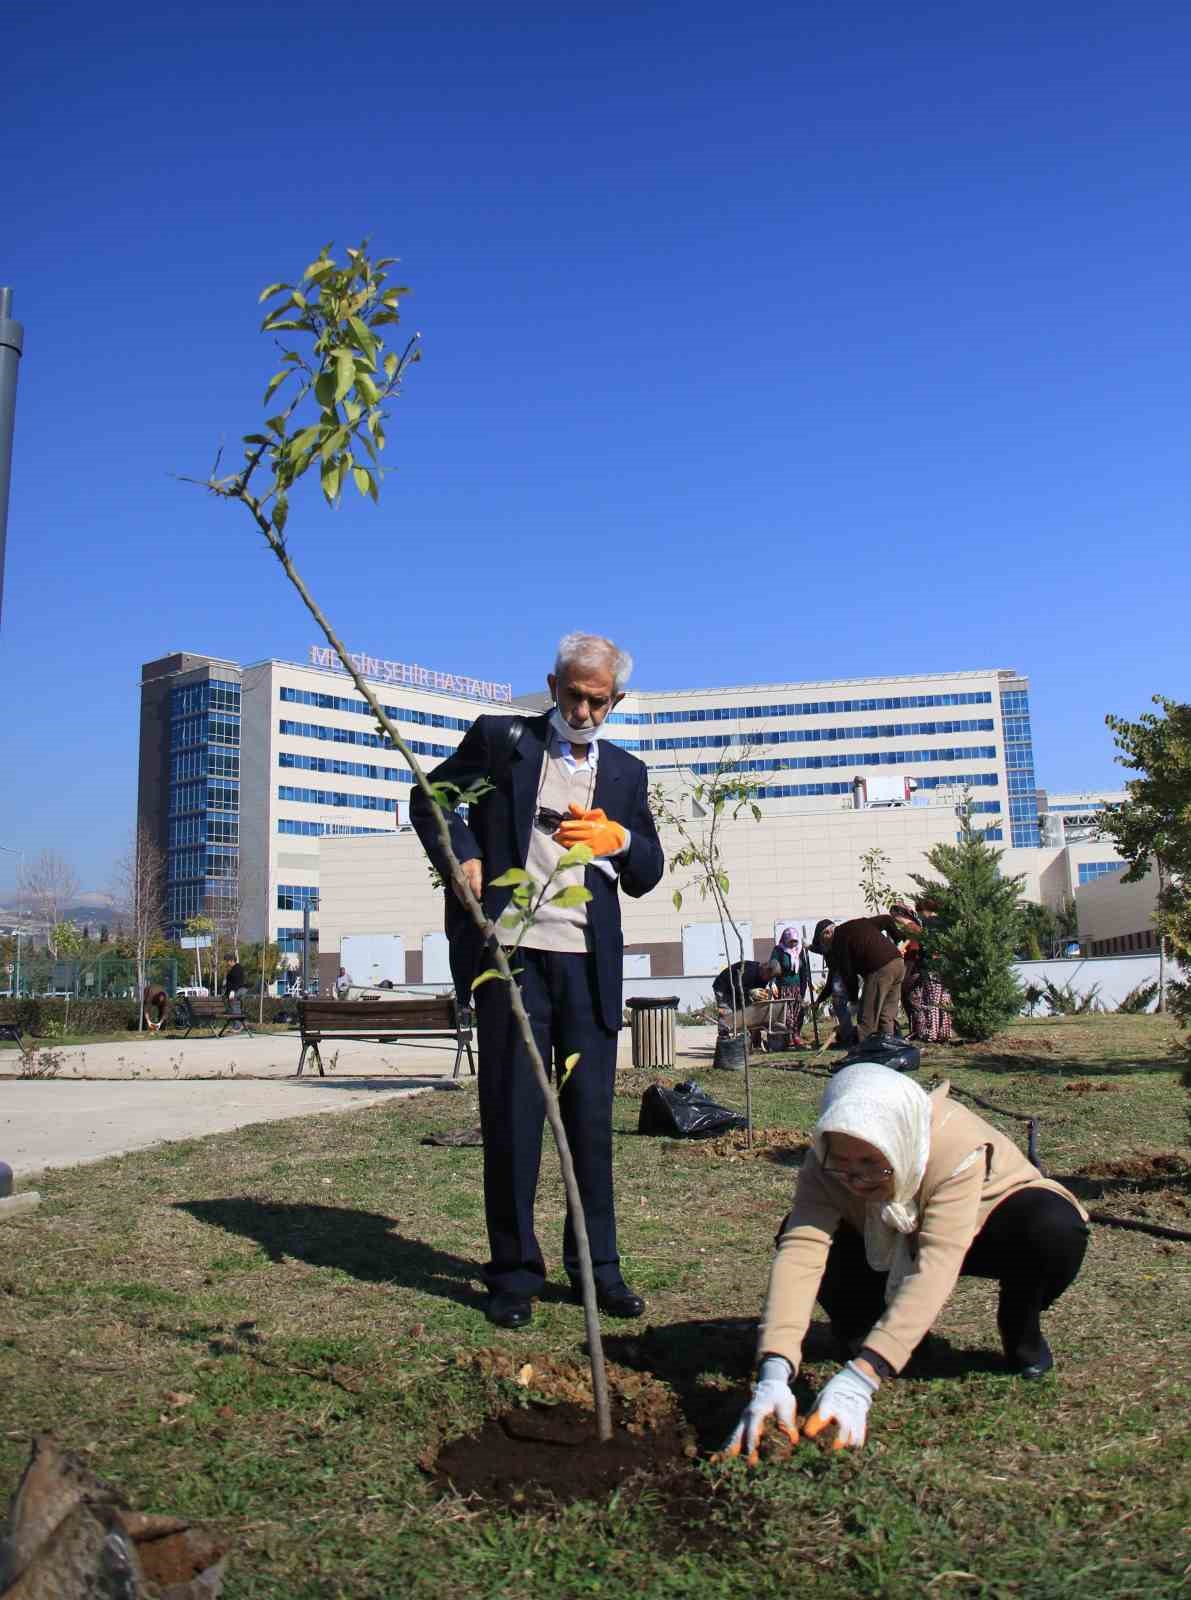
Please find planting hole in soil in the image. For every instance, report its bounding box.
[429,1397,768,1550]
[426,1358,770,1545]
[430,1395,697,1510]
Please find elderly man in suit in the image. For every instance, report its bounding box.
[411,632,664,1330]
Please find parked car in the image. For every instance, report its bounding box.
[174,985,210,998]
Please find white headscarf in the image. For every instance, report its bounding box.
[812,1063,933,1288]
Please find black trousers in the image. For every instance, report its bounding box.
[474,945,621,1296]
[818,1187,1089,1368]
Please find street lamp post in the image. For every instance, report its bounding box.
[0,845,23,997]
[0,288,24,629]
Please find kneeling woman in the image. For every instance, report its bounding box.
[726,1065,1089,1458]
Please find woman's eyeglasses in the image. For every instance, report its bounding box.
[822,1161,894,1188]
[534,807,566,835]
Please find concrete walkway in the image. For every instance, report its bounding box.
[0,1026,722,1181]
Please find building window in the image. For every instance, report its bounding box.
[650,690,994,725]
[277,818,392,837]
[279,685,472,732]
[279,751,412,784]
[278,785,396,812]
[999,684,1041,848]
[277,884,320,912]
[1077,862,1126,885]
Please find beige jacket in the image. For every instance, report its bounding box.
[757,1081,1087,1374]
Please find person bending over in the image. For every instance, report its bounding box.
[712,958,780,1015]
[810,914,915,1043]
[724,1064,1088,1459]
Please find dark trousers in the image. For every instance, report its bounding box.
[474,946,620,1296]
[817,1187,1089,1368]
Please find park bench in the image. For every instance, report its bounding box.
[295,996,476,1080]
[173,996,254,1039]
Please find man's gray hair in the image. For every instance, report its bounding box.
[554,632,634,693]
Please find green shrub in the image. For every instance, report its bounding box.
[0,996,297,1037]
[1116,980,1159,1014]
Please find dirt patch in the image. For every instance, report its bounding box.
[1064,1080,1120,1094]
[968,1034,1059,1056]
[678,1125,809,1164]
[429,1395,696,1511]
[1074,1153,1189,1181]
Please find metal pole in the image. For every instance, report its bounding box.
[1,846,22,996]
[301,904,310,995]
[0,289,24,628]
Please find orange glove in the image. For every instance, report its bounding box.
[553,803,627,858]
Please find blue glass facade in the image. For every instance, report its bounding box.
[1078,861,1126,885]
[608,690,993,726]
[166,677,242,933]
[999,684,1041,847]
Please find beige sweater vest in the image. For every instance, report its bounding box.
[497,748,597,954]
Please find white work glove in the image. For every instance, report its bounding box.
[719,1356,798,1463]
[803,1360,879,1450]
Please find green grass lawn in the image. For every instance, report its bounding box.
[0,1015,1187,1598]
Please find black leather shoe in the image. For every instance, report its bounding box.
[571,1282,646,1319]
[486,1291,533,1329]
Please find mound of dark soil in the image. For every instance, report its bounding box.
[429,1396,696,1511]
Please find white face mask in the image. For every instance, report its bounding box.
[550,705,602,745]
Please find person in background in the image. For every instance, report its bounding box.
[722,1064,1089,1460]
[222,953,247,1033]
[894,899,954,1044]
[712,957,781,1019]
[769,927,809,1048]
[810,913,916,1044]
[334,966,353,999]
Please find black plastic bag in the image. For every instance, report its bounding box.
[638,1079,747,1139]
[837,1036,921,1074]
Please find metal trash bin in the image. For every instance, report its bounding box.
[626,996,680,1069]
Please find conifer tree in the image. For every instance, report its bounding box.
[910,815,1024,1041]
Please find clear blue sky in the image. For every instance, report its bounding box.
[2,1,1188,892]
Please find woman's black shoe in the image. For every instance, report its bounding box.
[1008,1339,1054,1380]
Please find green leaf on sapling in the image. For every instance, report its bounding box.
[550,886,593,909]
[489,868,532,887]
[556,844,595,869]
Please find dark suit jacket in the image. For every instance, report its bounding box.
[409,713,664,1031]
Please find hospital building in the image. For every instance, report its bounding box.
[137,648,1132,989]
